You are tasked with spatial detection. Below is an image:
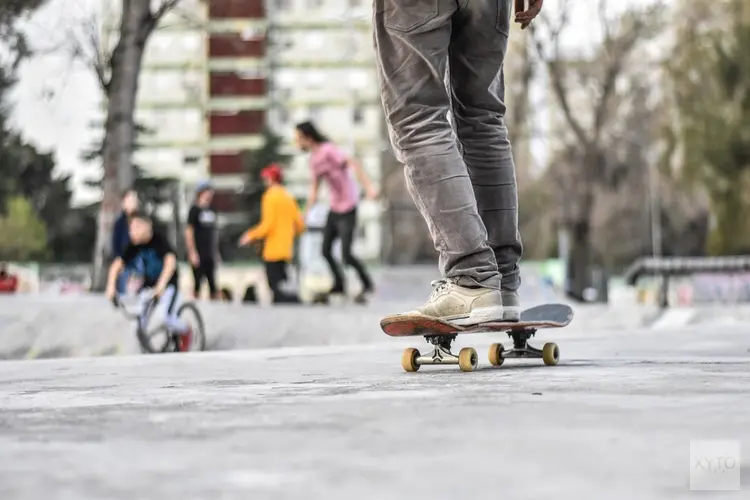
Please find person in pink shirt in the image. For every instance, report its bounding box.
[295,121,378,301]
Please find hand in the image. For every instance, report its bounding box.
[515,0,543,29]
[237,234,251,247]
[188,251,200,267]
[365,186,379,200]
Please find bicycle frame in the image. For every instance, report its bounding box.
[112,290,206,353]
[112,293,174,353]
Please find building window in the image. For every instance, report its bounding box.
[275,0,292,11]
[183,153,201,166]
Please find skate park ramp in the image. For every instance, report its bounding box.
[1,265,749,360]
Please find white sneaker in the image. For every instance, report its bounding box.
[502,290,521,321]
[405,279,504,326]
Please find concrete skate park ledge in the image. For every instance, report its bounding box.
[1,291,749,360]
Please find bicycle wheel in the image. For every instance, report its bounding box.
[177,302,206,352]
[135,300,172,353]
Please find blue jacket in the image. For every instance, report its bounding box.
[112,212,130,259]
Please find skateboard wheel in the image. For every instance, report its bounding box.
[401,347,420,372]
[458,347,478,372]
[488,343,505,366]
[542,342,559,366]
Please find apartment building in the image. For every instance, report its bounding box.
[98,0,268,223]
[264,0,384,260]
[99,0,383,259]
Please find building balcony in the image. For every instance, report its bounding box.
[207,173,246,189]
[270,58,373,68]
[208,19,268,35]
[209,134,265,152]
[209,96,269,111]
[209,58,268,73]
[269,18,370,31]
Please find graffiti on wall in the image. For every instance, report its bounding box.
[689,273,750,304]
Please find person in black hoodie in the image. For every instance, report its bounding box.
[112,189,139,294]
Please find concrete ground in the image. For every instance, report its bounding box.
[0,324,748,500]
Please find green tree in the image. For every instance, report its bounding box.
[0,66,89,262]
[0,196,48,261]
[666,0,750,254]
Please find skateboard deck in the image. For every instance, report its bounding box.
[380,303,573,337]
[379,303,574,373]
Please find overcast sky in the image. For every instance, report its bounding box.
[7,0,667,206]
[8,0,101,204]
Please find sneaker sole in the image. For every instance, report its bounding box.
[450,306,505,326]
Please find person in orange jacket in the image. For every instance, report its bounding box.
[238,164,305,303]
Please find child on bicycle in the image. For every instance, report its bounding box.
[105,211,193,351]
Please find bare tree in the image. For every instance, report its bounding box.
[68,0,186,290]
[529,0,665,298]
[505,29,536,183]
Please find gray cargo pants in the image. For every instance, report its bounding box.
[374,0,522,292]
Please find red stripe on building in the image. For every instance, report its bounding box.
[209,0,265,19]
[209,110,265,136]
[209,35,265,58]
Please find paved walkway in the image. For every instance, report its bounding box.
[0,325,748,499]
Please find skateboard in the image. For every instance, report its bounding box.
[380,303,574,373]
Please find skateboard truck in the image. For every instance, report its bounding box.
[487,328,560,366]
[418,335,459,365]
[401,335,479,372]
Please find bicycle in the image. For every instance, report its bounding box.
[112,290,206,353]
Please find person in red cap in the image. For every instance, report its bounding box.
[238,164,305,303]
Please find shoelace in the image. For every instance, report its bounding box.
[429,278,502,298]
[428,279,454,299]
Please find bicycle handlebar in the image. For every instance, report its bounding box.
[111,293,159,321]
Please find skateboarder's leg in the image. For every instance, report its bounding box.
[449,0,522,320]
[321,211,345,294]
[374,0,503,324]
